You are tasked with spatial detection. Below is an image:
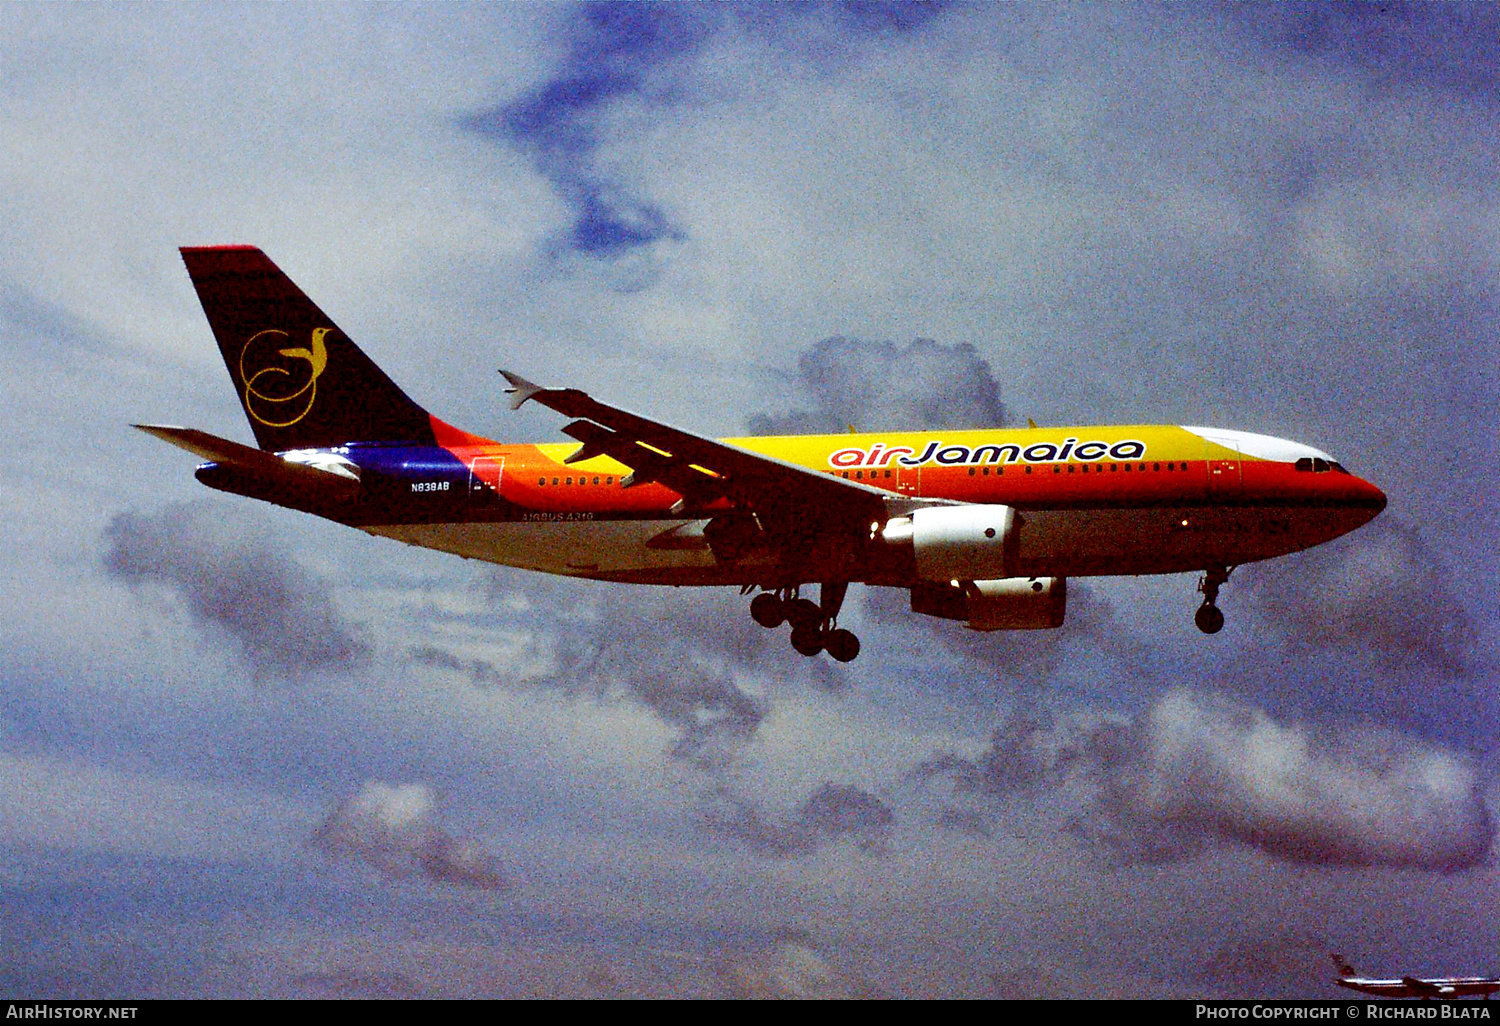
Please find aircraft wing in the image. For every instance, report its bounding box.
[1401,977,1452,996]
[501,371,940,530]
[133,425,360,499]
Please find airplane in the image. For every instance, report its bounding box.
[1333,954,1500,1000]
[135,246,1387,662]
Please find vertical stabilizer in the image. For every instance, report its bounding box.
[180,246,436,450]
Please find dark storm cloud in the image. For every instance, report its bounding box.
[414,574,847,767]
[102,502,367,677]
[312,781,508,891]
[1239,517,1478,676]
[466,3,955,264]
[747,336,1008,435]
[465,3,714,259]
[914,707,1094,797]
[923,691,1494,872]
[702,782,894,858]
[1221,2,1500,100]
[412,636,767,767]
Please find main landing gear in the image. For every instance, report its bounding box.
[748,582,860,662]
[1194,564,1233,635]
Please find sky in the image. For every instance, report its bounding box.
[1,1,1496,999]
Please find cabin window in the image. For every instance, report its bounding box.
[538,478,546,486]
[884,470,892,479]
[593,477,600,485]
[968,468,975,476]
[1110,463,1118,472]
[1153,463,1160,472]
[552,477,559,485]
[606,476,614,485]
[1025,466,1032,474]
[1067,464,1074,473]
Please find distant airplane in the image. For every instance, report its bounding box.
[1333,955,1500,1000]
[137,246,1387,662]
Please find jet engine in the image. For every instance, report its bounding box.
[880,505,1019,581]
[910,576,1066,631]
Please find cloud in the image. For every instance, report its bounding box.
[413,573,848,766]
[464,3,713,264]
[1239,518,1478,676]
[1223,3,1500,100]
[747,336,1008,435]
[702,782,894,858]
[1086,691,1495,871]
[716,928,878,999]
[923,690,1495,872]
[102,502,368,677]
[914,707,1097,797]
[311,781,507,890]
[465,3,953,270]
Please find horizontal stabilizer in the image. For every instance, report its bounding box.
[499,369,548,411]
[132,424,359,499]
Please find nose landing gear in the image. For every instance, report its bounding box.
[1195,565,1233,634]
[747,583,860,662]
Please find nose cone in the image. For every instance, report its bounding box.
[1352,475,1387,519]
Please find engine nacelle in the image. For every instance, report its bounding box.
[881,504,1018,581]
[910,577,1066,631]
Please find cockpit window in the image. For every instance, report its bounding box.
[1295,457,1344,474]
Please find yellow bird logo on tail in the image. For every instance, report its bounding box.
[239,327,331,427]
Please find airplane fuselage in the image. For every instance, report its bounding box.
[1336,978,1500,1000]
[205,420,1386,588]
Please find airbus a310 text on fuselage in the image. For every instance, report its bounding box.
[137,247,1386,662]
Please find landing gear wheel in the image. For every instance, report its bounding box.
[824,628,860,663]
[789,624,824,656]
[750,593,784,628]
[786,598,822,629]
[1195,604,1224,635]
